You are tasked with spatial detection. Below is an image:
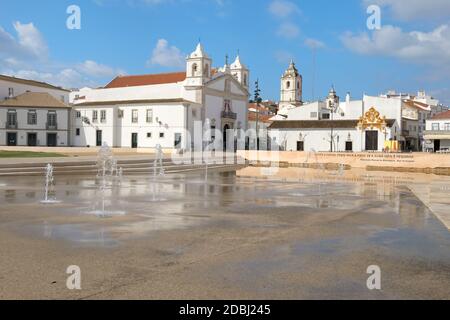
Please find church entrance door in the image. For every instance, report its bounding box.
[365,131,378,151]
[223,124,230,151]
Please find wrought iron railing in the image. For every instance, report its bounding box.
[5,122,17,129]
[221,111,237,120]
[46,122,58,130]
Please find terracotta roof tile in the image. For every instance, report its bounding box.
[104,72,186,88]
[0,92,69,108]
[248,112,273,123]
[431,110,450,120]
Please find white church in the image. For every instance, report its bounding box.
[269,61,425,152]
[70,43,250,151]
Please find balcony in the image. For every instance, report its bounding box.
[5,122,17,129]
[46,123,58,130]
[221,111,237,120]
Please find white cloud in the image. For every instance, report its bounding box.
[363,0,450,21]
[304,38,325,49]
[77,60,125,78]
[148,39,185,68]
[0,22,126,89]
[0,22,48,60]
[268,0,301,18]
[13,22,48,58]
[276,22,300,39]
[1,68,87,89]
[341,24,450,67]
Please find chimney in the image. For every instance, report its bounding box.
[346,92,350,104]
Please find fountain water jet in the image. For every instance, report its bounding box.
[40,164,61,204]
[153,144,165,178]
[88,143,125,217]
[149,144,167,202]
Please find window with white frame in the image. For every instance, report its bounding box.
[47,111,57,127]
[132,110,138,123]
[444,123,450,131]
[27,110,37,125]
[146,109,153,123]
[432,123,440,131]
[76,111,81,118]
[118,109,124,118]
[7,109,17,126]
[8,87,14,97]
[92,110,98,122]
[100,110,106,123]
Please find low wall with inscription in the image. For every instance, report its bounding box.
[238,151,450,169]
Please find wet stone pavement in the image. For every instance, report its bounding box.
[0,167,449,299]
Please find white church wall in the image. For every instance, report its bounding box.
[72,83,183,104]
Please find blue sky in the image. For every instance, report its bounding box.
[1,0,450,104]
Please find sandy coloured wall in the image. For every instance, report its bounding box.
[238,150,450,169]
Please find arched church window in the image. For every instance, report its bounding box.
[286,81,291,89]
[204,64,209,77]
[192,64,198,76]
[244,74,247,86]
[297,82,300,89]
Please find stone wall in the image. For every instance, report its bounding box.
[238,150,450,169]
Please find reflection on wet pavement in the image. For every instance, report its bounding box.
[1,166,450,299]
[0,168,449,249]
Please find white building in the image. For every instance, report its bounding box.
[424,110,450,152]
[0,75,71,147]
[71,43,249,151]
[270,91,401,152]
[380,90,449,150]
[268,63,427,152]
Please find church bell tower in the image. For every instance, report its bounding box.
[280,60,302,106]
[185,42,212,87]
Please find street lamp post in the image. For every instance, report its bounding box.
[254,79,262,150]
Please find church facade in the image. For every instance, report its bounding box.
[70,43,250,151]
[269,62,424,152]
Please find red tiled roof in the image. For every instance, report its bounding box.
[432,110,450,120]
[104,72,186,88]
[248,112,273,123]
